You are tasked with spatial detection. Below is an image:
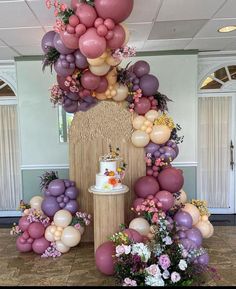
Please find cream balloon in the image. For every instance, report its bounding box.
[182,203,201,225]
[145,110,159,122]
[87,51,107,66]
[106,68,117,85]
[29,196,43,210]
[61,226,81,247]
[132,116,146,130]
[131,130,150,148]
[106,55,122,66]
[112,83,128,101]
[201,215,209,222]
[205,222,214,238]
[45,225,56,242]
[150,125,171,145]
[56,240,70,253]
[174,189,188,206]
[95,92,107,100]
[89,63,111,76]
[120,23,130,45]
[129,217,150,236]
[54,210,72,228]
[194,221,211,238]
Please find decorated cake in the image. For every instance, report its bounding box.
[95,146,127,190]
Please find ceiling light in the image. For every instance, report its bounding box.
[218,25,236,33]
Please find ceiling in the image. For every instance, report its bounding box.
[0,0,236,60]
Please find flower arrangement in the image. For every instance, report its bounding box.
[154,113,176,131]
[50,84,65,106]
[27,208,51,227]
[41,242,62,258]
[10,223,22,236]
[112,46,136,61]
[18,200,31,212]
[42,48,60,72]
[39,170,58,192]
[70,211,92,231]
[191,199,211,217]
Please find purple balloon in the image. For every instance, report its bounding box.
[41,196,60,217]
[63,196,69,203]
[59,202,65,208]
[178,231,186,239]
[32,237,50,254]
[196,252,209,266]
[66,54,75,63]
[48,179,65,196]
[154,151,161,158]
[44,190,51,197]
[70,181,76,187]
[16,236,32,253]
[41,31,56,53]
[174,210,193,229]
[134,176,160,198]
[145,142,160,154]
[61,59,70,68]
[53,33,75,55]
[64,180,71,188]
[163,147,177,162]
[67,92,80,101]
[74,50,89,69]
[63,100,78,113]
[180,238,198,251]
[155,190,174,211]
[139,74,159,96]
[65,187,79,200]
[54,59,75,77]
[133,60,150,78]
[186,228,203,248]
[64,200,79,214]
[57,196,63,203]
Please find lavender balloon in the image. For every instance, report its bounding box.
[41,196,60,217]
[145,142,160,154]
[186,228,203,248]
[133,60,150,78]
[67,92,80,101]
[180,238,198,251]
[41,31,56,53]
[139,74,159,96]
[174,210,193,229]
[74,49,89,69]
[53,33,75,54]
[65,187,79,200]
[63,98,78,113]
[54,59,75,77]
[196,252,209,266]
[48,179,65,196]
[64,200,79,214]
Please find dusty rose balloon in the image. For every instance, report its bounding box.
[134,97,151,115]
[107,24,125,50]
[79,28,106,59]
[140,74,159,96]
[41,196,60,217]
[32,237,50,254]
[134,176,160,198]
[123,228,143,243]
[95,77,108,93]
[174,210,193,229]
[65,186,79,200]
[41,31,56,53]
[81,71,101,90]
[95,241,116,276]
[155,190,174,211]
[94,0,134,24]
[132,197,145,210]
[18,216,31,232]
[28,222,45,239]
[53,33,75,55]
[158,167,184,193]
[57,75,70,92]
[16,236,32,253]
[74,50,89,69]
[133,61,150,78]
[75,3,97,28]
[48,179,65,196]
[60,30,79,50]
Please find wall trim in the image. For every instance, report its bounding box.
[0,211,21,217]
[21,162,197,170]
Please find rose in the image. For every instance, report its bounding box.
[116,245,125,257]
[123,278,137,286]
[178,259,187,271]
[171,272,181,283]
[146,264,161,277]
[159,254,171,270]
[162,270,170,279]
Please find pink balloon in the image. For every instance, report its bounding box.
[22,231,30,240]
[81,71,101,90]
[155,190,174,211]
[28,222,45,239]
[158,168,184,193]
[94,0,134,24]
[69,15,80,27]
[32,237,50,254]
[75,3,97,28]
[123,228,143,243]
[94,18,104,28]
[95,241,116,275]
[134,176,160,198]
[97,24,108,37]
[132,197,144,210]
[107,24,125,49]
[104,18,115,30]
[60,31,79,50]
[75,24,86,37]
[66,24,75,34]
[71,0,79,10]
[134,97,151,115]
[18,216,31,232]
[16,236,32,252]
[95,77,108,93]
[79,27,106,59]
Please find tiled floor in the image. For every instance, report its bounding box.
[0,226,236,286]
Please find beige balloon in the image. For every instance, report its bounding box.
[89,63,111,76]
[201,215,209,222]
[29,196,43,210]
[182,203,201,225]
[56,240,70,253]
[145,110,159,122]
[174,189,188,206]
[45,225,56,242]
[132,116,146,130]
[120,23,130,45]
[112,83,129,101]
[95,92,107,100]
[194,221,211,238]
[54,210,72,228]
[150,125,171,145]
[87,56,105,66]
[61,226,81,247]
[129,217,150,236]
[106,55,122,67]
[106,68,117,85]
[205,222,214,238]
[131,130,150,148]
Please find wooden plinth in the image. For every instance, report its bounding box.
[89,185,129,252]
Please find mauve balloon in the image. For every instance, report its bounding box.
[139,74,159,96]
[32,237,50,254]
[174,210,193,229]
[75,3,97,28]
[133,61,150,78]
[64,200,79,214]
[41,196,60,217]
[196,252,209,266]
[123,228,143,243]
[74,49,89,69]
[95,241,116,275]
[41,31,56,53]
[107,24,125,50]
[63,100,78,113]
[64,180,71,188]
[60,30,79,50]
[54,59,75,77]
[158,167,184,193]
[155,190,174,211]
[28,222,45,239]
[145,142,160,154]
[81,71,101,90]
[132,197,145,210]
[16,236,32,253]
[134,97,151,115]
[95,77,108,93]
[65,187,79,200]
[186,228,203,248]
[180,238,198,251]
[48,179,65,196]
[67,92,80,101]
[53,33,75,55]
[18,216,31,232]
[134,176,160,198]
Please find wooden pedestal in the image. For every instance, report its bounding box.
[89,185,129,252]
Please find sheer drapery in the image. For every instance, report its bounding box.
[0,105,21,209]
[198,96,231,208]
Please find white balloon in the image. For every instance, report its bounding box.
[45,225,56,242]
[61,226,81,247]
[29,196,43,210]
[129,217,150,236]
[54,210,72,228]
[56,240,70,253]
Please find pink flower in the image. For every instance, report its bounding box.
[123,278,137,286]
[171,272,181,283]
[54,9,59,16]
[116,245,125,257]
[146,264,161,276]
[140,205,146,211]
[152,212,158,223]
[159,254,171,270]
[54,0,59,7]
[45,0,52,9]
[60,3,67,11]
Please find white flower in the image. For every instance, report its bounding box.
[123,278,137,286]
[145,275,165,286]
[116,245,125,257]
[171,272,181,283]
[181,249,188,258]
[131,243,151,262]
[145,264,161,277]
[124,245,131,255]
[162,270,170,279]
[163,236,173,245]
[178,259,187,271]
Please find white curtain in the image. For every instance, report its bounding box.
[0,105,21,210]
[198,96,231,208]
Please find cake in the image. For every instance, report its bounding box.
[95,146,127,190]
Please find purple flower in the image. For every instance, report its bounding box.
[159,254,171,270]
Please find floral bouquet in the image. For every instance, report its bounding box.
[70,211,92,235]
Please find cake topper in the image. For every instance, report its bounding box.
[99,144,123,161]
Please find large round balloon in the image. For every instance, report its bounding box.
[134,97,151,115]
[56,240,70,253]
[41,196,60,217]
[107,25,125,50]
[174,210,193,229]
[94,0,134,24]
[158,168,184,193]
[180,238,198,251]
[29,196,43,211]
[145,142,160,154]
[194,221,212,238]
[113,83,128,102]
[95,241,116,276]
[79,27,106,59]
[131,130,150,148]
[81,71,101,90]
[28,222,45,239]
[54,59,75,77]
[182,203,201,226]
[129,217,150,236]
[133,61,150,78]
[75,3,97,28]
[139,74,159,96]
[155,190,174,211]
[145,110,159,123]
[60,30,79,50]
[61,226,81,247]
[150,125,171,145]
[185,228,203,248]
[65,187,79,200]
[123,228,143,243]
[53,33,75,55]
[134,176,160,198]
[48,179,65,197]
[54,209,72,228]
[74,49,89,69]
[64,200,79,215]
[16,236,32,253]
[18,216,31,232]
[32,237,50,254]
[41,31,56,53]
